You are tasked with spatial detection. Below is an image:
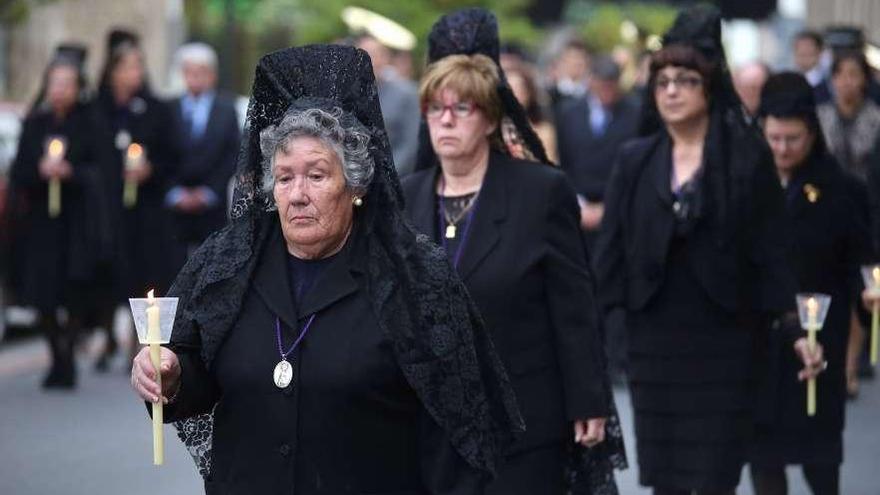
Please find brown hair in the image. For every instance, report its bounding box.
[649,44,716,96]
[419,54,502,124]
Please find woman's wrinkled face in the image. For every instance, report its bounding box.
[832,59,866,104]
[112,51,145,95]
[654,66,708,126]
[272,136,354,258]
[46,65,79,114]
[426,88,497,161]
[764,116,815,175]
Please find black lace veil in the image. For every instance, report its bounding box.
[168,44,523,478]
[414,8,552,170]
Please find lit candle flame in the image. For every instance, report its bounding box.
[127,143,144,160]
[147,289,155,301]
[806,297,818,313]
[873,266,880,285]
[48,138,65,159]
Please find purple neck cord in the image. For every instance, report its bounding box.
[437,174,480,269]
[275,314,316,360]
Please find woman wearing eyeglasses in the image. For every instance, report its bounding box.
[593,7,824,495]
[402,9,624,495]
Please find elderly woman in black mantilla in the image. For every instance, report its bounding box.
[402,8,626,495]
[129,44,522,494]
[593,7,825,495]
[747,72,872,495]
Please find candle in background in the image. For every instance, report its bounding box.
[872,267,880,365]
[46,138,65,218]
[146,289,163,465]
[123,143,144,208]
[806,297,818,417]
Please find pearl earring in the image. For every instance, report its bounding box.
[353,197,363,207]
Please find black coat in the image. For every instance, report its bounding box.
[94,91,178,297]
[168,93,240,248]
[164,224,484,495]
[402,152,609,454]
[593,128,796,317]
[6,103,112,310]
[555,95,640,202]
[751,153,872,465]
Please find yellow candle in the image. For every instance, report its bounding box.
[806,297,818,417]
[146,290,163,465]
[124,143,143,208]
[872,268,880,365]
[47,138,64,218]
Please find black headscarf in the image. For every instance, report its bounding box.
[414,8,551,170]
[759,71,828,155]
[167,44,523,479]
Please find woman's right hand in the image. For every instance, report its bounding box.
[131,346,181,404]
[862,288,880,312]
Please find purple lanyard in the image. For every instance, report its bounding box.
[437,175,480,269]
[275,314,316,361]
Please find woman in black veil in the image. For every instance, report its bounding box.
[130,44,523,494]
[593,6,825,494]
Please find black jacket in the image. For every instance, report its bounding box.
[754,153,871,443]
[168,92,240,246]
[556,95,640,202]
[164,224,484,494]
[593,128,796,317]
[402,152,610,453]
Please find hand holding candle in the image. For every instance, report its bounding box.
[796,293,831,417]
[123,143,144,208]
[46,137,65,218]
[129,292,179,466]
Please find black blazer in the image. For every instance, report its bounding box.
[402,152,609,453]
[164,224,483,494]
[169,92,240,244]
[593,129,796,316]
[555,95,640,202]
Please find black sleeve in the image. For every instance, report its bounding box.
[418,408,487,495]
[543,171,610,420]
[8,117,43,189]
[592,152,629,313]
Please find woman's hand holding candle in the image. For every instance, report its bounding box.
[131,347,181,405]
[793,337,826,381]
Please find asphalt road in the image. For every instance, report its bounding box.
[1,334,877,494]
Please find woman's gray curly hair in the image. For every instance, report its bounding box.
[259,106,375,205]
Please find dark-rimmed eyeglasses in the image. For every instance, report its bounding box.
[424,101,479,120]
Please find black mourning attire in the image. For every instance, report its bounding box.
[747,73,872,495]
[168,90,240,268]
[6,53,112,387]
[593,7,796,493]
[159,45,523,495]
[95,38,178,298]
[406,9,626,495]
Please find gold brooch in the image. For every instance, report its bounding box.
[803,184,821,203]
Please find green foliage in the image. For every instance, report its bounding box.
[0,0,56,25]
[566,1,677,52]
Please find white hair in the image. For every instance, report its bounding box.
[175,42,218,70]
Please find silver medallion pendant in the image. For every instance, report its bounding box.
[273,359,293,388]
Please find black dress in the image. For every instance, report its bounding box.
[164,224,484,494]
[750,153,871,467]
[94,89,178,297]
[594,126,796,492]
[7,103,110,312]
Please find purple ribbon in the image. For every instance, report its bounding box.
[275,314,316,361]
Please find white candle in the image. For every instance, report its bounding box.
[146,289,163,465]
[806,297,818,417]
[123,143,144,208]
[46,138,65,218]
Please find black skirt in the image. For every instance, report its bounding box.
[627,236,755,492]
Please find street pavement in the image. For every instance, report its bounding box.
[1,334,877,495]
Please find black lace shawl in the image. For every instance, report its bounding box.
[167,44,523,479]
[414,8,552,170]
[415,8,627,494]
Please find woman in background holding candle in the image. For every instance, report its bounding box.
[748,72,872,495]
[94,30,177,370]
[593,8,824,494]
[6,47,109,388]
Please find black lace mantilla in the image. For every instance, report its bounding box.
[167,44,523,479]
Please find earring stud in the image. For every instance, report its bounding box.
[353,197,363,207]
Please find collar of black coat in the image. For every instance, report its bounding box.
[253,218,360,329]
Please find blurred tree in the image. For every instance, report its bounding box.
[565,1,678,53]
[0,0,56,25]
